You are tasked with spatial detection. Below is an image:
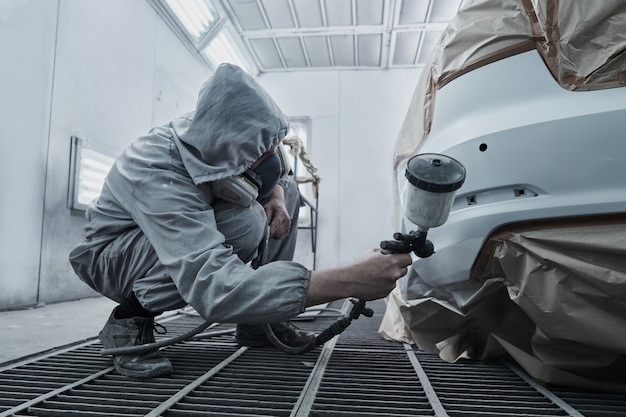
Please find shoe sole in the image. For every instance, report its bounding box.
[114,363,173,379]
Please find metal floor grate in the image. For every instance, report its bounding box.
[1,300,625,417]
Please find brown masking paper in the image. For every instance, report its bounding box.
[381,217,626,393]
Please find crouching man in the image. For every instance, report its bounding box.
[69,64,411,378]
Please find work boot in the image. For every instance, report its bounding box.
[99,309,173,378]
[235,321,317,348]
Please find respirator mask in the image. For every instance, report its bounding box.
[211,144,290,207]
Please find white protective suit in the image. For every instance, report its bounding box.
[69,64,311,324]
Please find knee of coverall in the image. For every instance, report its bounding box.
[213,199,267,263]
[136,200,269,312]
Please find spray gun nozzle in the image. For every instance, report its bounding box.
[380,229,434,258]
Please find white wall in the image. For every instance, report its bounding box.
[259,69,421,270]
[0,0,209,308]
[0,0,57,308]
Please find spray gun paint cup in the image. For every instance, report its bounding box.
[404,153,466,229]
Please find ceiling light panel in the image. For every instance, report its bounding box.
[250,37,284,68]
[397,0,430,24]
[277,37,308,67]
[356,0,385,25]
[227,0,267,30]
[261,0,296,29]
[358,34,382,66]
[326,0,353,26]
[292,0,324,27]
[330,35,355,66]
[164,0,219,39]
[204,0,464,72]
[393,31,421,65]
[201,28,253,71]
[303,36,331,67]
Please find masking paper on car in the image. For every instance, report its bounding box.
[392,0,626,193]
[384,0,626,392]
[381,216,626,393]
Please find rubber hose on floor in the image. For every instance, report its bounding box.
[263,298,373,354]
[100,321,229,356]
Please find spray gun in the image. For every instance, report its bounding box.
[267,153,466,354]
[380,153,466,258]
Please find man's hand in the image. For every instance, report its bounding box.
[306,248,413,307]
[262,185,292,239]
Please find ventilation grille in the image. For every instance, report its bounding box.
[1,300,625,417]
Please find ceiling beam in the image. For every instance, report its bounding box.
[239,23,447,38]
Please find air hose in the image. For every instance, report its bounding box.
[263,298,374,354]
[100,299,373,356]
[100,321,232,356]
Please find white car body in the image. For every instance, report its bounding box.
[398,49,626,290]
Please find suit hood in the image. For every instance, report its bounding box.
[171,63,288,184]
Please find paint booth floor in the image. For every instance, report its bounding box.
[2,298,626,416]
[0,296,117,365]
